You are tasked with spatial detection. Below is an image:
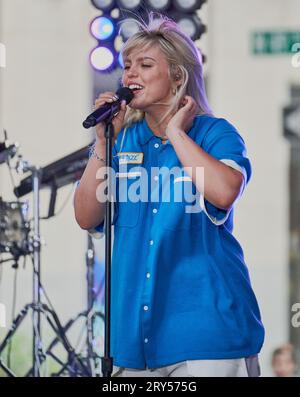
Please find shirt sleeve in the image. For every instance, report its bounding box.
[200,118,252,226]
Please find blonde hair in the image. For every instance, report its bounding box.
[119,11,212,130]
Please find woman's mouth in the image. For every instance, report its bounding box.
[127,84,144,97]
[133,88,144,96]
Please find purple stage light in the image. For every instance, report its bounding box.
[90,16,115,41]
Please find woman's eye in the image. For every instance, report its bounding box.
[123,64,152,70]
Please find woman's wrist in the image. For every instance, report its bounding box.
[90,140,107,165]
[166,128,186,140]
[95,136,106,149]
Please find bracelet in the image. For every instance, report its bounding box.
[89,144,106,165]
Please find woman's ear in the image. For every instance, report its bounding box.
[170,64,182,84]
[174,72,182,86]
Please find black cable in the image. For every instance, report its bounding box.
[22,253,27,269]
[54,184,75,216]
[6,158,17,192]
[0,256,3,283]
[40,183,75,220]
[7,266,18,368]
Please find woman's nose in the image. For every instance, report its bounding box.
[127,67,138,77]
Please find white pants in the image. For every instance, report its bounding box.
[112,355,260,377]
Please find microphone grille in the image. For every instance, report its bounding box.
[116,87,134,104]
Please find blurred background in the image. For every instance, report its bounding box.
[0,0,299,377]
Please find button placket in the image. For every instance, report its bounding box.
[142,143,159,362]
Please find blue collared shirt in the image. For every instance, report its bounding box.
[94,115,264,369]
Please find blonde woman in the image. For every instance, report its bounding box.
[74,13,264,377]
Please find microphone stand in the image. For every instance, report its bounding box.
[32,166,42,377]
[82,88,133,377]
[101,120,114,378]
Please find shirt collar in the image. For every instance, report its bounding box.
[137,116,199,146]
[137,118,154,145]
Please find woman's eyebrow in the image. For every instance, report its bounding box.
[124,56,156,63]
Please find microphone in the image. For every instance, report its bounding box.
[82,87,134,129]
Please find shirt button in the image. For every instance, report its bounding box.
[146,273,151,279]
[154,143,159,148]
[144,305,149,311]
[144,338,149,343]
[152,208,158,214]
[150,240,154,246]
[154,175,159,181]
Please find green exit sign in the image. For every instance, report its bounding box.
[252,31,300,55]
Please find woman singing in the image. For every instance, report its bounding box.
[74,13,264,377]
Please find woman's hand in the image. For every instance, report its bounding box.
[94,91,127,145]
[166,95,198,135]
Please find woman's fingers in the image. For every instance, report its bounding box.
[190,101,197,112]
[183,95,197,112]
[97,91,117,100]
[113,101,127,122]
[179,96,193,111]
[95,96,117,104]
[94,92,119,108]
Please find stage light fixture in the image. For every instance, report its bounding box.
[91,0,116,12]
[174,13,206,41]
[119,18,140,40]
[89,0,207,73]
[90,16,115,41]
[114,35,124,52]
[117,0,141,11]
[148,0,171,11]
[173,0,206,13]
[90,46,115,71]
[118,51,124,68]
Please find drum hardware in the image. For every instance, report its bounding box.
[0,130,18,165]
[0,146,91,377]
[0,140,104,377]
[0,197,31,266]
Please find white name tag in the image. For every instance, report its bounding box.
[116,172,142,178]
[174,176,192,183]
[118,152,144,165]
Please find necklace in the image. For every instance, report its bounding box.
[157,134,168,141]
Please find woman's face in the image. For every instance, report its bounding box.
[122,45,175,112]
